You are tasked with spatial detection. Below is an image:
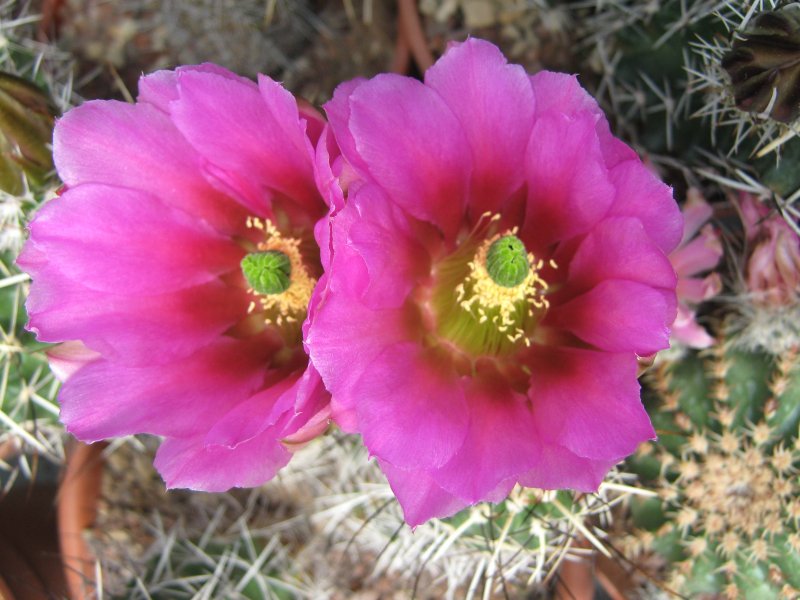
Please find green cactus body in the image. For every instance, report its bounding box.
[628,342,800,598]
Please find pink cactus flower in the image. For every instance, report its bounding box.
[18,64,330,491]
[668,188,723,349]
[729,192,800,354]
[307,39,682,525]
[738,193,800,307]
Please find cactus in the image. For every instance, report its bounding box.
[0,0,71,482]
[625,340,800,598]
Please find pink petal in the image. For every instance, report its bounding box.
[155,425,292,492]
[529,71,638,169]
[53,100,249,235]
[346,184,432,309]
[529,71,602,120]
[346,73,471,240]
[606,159,682,254]
[681,188,714,243]
[677,273,722,304]
[59,338,272,441]
[670,224,723,278]
[522,111,615,251]
[26,184,243,295]
[564,217,677,297]
[548,279,675,354]
[528,347,654,461]
[432,375,540,502]
[671,305,715,349]
[425,38,535,216]
[137,63,248,112]
[324,78,371,179]
[45,341,101,382]
[353,343,468,470]
[26,272,248,365]
[168,70,321,218]
[204,372,302,448]
[519,446,617,492]
[307,290,413,412]
[379,460,468,527]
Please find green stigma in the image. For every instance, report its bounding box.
[485,235,529,287]
[241,250,291,295]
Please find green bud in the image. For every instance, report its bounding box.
[0,72,57,194]
[241,251,291,295]
[485,235,529,288]
[721,6,800,123]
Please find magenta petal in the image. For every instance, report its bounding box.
[672,305,715,349]
[432,378,539,502]
[565,217,677,295]
[529,348,654,461]
[137,63,247,112]
[27,185,243,295]
[519,446,617,492]
[677,273,722,304]
[59,339,270,441]
[324,78,371,178]
[606,159,682,254]
[346,184,431,308]
[347,74,471,239]
[169,70,320,216]
[670,225,723,278]
[26,273,248,365]
[204,372,301,448]
[379,460,469,527]
[529,71,603,120]
[354,343,467,470]
[522,112,615,250]
[53,100,248,234]
[45,341,100,382]
[425,38,535,216]
[155,426,292,492]
[353,343,469,468]
[548,279,675,354]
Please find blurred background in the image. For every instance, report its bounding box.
[2,1,800,599]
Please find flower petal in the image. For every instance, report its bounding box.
[425,38,535,216]
[25,271,248,365]
[155,425,291,492]
[433,375,539,502]
[606,159,682,254]
[379,460,469,527]
[563,216,677,297]
[59,338,272,441]
[53,99,248,234]
[346,73,471,239]
[25,184,243,295]
[522,111,615,251]
[519,446,617,492]
[354,343,467,470]
[547,279,675,354]
[168,70,321,218]
[528,347,654,461]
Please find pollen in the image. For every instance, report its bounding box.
[244,218,316,327]
[455,228,549,347]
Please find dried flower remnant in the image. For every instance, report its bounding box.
[18,64,331,491]
[308,38,682,525]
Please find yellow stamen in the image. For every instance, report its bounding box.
[245,218,316,326]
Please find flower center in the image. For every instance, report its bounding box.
[430,216,551,358]
[241,250,291,294]
[485,235,529,287]
[243,218,316,328]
